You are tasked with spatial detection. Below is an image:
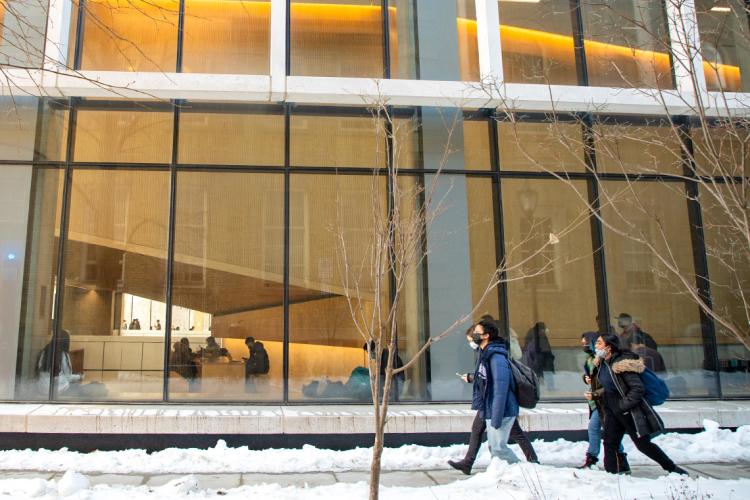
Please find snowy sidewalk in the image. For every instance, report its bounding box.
[2,461,750,488]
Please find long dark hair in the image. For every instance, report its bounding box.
[38,330,71,376]
[598,333,621,353]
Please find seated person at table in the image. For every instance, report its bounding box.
[37,330,106,397]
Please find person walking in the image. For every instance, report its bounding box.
[578,331,625,469]
[593,334,688,475]
[449,325,538,475]
[465,319,520,465]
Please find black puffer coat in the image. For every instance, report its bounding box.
[600,352,665,439]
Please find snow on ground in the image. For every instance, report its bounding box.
[0,460,746,499]
[0,420,747,498]
[0,420,747,475]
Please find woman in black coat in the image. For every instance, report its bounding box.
[593,334,687,475]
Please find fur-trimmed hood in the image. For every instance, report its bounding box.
[612,357,645,374]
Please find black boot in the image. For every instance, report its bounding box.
[448,458,473,475]
[670,465,689,476]
[616,452,631,475]
[577,453,598,469]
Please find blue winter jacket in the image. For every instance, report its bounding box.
[471,341,519,429]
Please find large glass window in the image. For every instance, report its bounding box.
[4,167,63,400]
[169,172,284,401]
[497,118,586,172]
[57,169,171,400]
[601,180,714,397]
[580,0,674,88]
[288,174,390,401]
[502,179,599,398]
[395,110,492,170]
[498,0,578,85]
[78,0,180,72]
[696,0,750,93]
[593,119,684,174]
[182,0,270,74]
[691,122,750,177]
[389,0,479,81]
[74,106,174,164]
[0,97,38,162]
[290,0,384,78]
[290,109,386,168]
[178,104,284,166]
[700,183,750,396]
[0,0,48,68]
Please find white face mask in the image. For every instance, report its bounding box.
[469,341,480,350]
[595,348,608,359]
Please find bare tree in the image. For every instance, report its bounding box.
[331,87,595,500]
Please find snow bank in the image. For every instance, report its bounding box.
[0,460,746,500]
[0,420,747,475]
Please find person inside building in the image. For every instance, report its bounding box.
[630,332,666,373]
[154,319,162,331]
[449,324,538,475]
[522,321,555,390]
[578,331,625,469]
[593,334,687,475]
[37,330,81,395]
[617,313,657,351]
[364,339,405,400]
[202,336,221,361]
[171,338,198,382]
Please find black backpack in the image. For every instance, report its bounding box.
[251,343,270,374]
[508,357,540,409]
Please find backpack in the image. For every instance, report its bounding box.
[640,367,669,406]
[491,351,540,409]
[509,358,540,409]
[250,343,270,374]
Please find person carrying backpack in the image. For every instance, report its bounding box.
[448,324,538,475]
[467,320,520,464]
[594,334,687,476]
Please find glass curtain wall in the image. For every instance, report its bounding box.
[3,99,749,402]
[696,0,750,93]
[73,0,271,73]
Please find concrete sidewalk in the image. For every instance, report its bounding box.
[1,462,748,489]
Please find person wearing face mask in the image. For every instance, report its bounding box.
[578,331,625,469]
[448,320,525,471]
[448,325,538,474]
[593,334,688,476]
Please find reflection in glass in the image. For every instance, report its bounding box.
[503,179,598,398]
[178,106,284,166]
[182,0,270,74]
[74,107,174,164]
[57,169,170,400]
[0,97,38,162]
[594,120,683,174]
[0,0,48,68]
[498,0,578,84]
[497,119,585,172]
[601,181,713,397]
[700,184,750,395]
[290,110,386,168]
[169,172,284,401]
[696,0,750,92]
[78,0,179,71]
[290,0,384,78]
[289,174,391,401]
[389,0,479,81]
[691,123,750,177]
[5,167,63,400]
[395,111,491,170]
[580,0,674,88]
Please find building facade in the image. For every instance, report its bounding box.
[0,0,749,405]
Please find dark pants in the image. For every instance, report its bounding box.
[464,411,538,463]
[602,406,675,473]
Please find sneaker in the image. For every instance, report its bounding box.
[448,458,473,475]
[577,453,598,469]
